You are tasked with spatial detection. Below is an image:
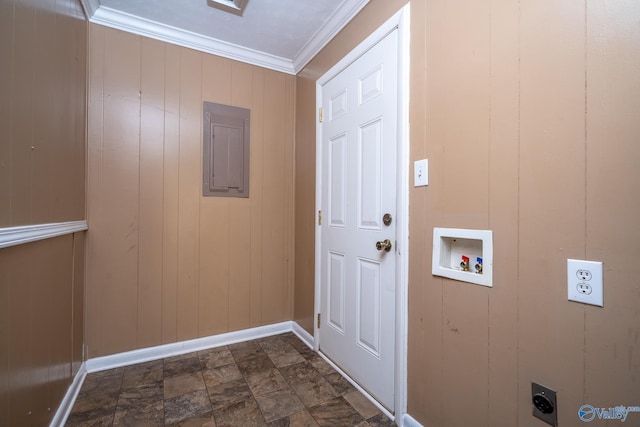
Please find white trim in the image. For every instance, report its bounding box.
[0,221,88,249]
[86,321,292,373]
[400,413,425,427]
[89,7,296,75]
[314,3,410,419]
[292,321,314,349]
[79,0,99,20]
[318,351,394,421]
[50,363,87,427]
[292,0,370,72]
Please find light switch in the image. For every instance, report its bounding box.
[414,159,428,187]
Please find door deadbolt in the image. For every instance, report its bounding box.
[376,239,392,252]
[383,213,392,226]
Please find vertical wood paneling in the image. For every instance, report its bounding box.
[31,6,56,225]
[487,0,520,425]
[249,68,265,328]
[228,61,254,331]
[438,2,491,425]
[261,71,287,324]
[10,3,35,225]
[138,37,165,348]
[585,0,640,407]
[72,233,85,376]
[0,249,9,426]
[407,0,431,422]
[199,55,231,336]
[8,244,32,425]
[86,23,105,357]
[100,29,141,355]
[0,0,13,226]
[161,43,181,345]
[283,76,296,320]
[176,48,202,341]
[518,0,586,425]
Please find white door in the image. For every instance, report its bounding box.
[319,29,398,411]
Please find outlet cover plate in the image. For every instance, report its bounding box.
[567,259,603,307]
[532,382,557,426]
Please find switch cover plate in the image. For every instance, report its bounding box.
[414,159,428,187]
[567,259,603,307]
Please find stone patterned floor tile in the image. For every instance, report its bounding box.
[365,413,396,426]
[206,377,253,411]
[213,397,267,427]
[290,375,339,408]
[307,396,366,427]
[245,367,290,397]
[199,347,235,370]
[267,410,319,427]
[278,361,322,386]
[66,333,397,427]
[164,371,206,400]
[164,390,212,425]
[166,413,217,427]
[113,398,164,426]
[202,363,243,388]
[164,355,202,378]
[236,353,277,377]
[343,390,381,420]
[323,372,356,396]
[253,387,305,423]
[121,360,164,390]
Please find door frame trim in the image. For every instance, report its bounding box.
[314,4,410,419]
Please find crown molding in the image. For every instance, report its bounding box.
[90,6,297,74]
[79,0,99,20]
[83,1,369,75]
[292,0,370,72]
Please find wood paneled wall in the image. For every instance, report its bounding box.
[86,25,296,358]
[0,0,87,424]
[407,0,640,426]
[0,0,86,228]
[294,0,640,426]
[0,234,85,426]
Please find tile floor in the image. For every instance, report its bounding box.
[66,332,396,426]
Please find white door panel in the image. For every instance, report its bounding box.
[319,28,398,411]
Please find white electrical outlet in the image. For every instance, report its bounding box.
[567,259,603,307]
[414,159,428,187]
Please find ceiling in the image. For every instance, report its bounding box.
[80,0,370,74]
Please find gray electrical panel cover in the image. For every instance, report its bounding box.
[203,101,250,197]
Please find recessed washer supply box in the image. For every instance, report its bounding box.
[432,227,493,287]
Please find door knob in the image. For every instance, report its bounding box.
[376,239,392,252]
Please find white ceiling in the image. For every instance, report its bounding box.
[80,0,370,74]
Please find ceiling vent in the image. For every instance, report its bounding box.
[207,0,249,16]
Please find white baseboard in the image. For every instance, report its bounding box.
[400,413,424,427]
[50,363,87,427]
[292,321,314,349]
[86,321,294,373]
